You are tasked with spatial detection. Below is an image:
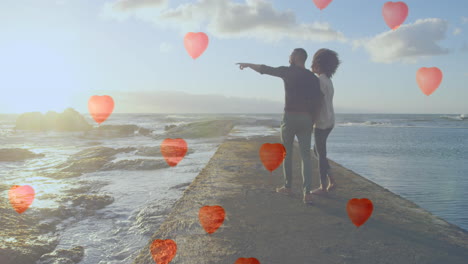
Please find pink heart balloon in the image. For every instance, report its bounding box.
[416,67,443,96]
[9,185,35,214]
[312,0,333,10]
[184,32,209,59]
[382,2,408,30]
[88,95,115,124]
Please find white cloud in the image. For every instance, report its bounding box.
[101,0,168,21]
[110,0,167,11]
[159,42,173,53]
[353,18,449,63]
[103,0,346,43]
[453,27,462,35]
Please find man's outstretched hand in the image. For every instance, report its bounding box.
[236,63,251,70]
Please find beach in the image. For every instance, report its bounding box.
[1,113,467,263]
[133,134,468,264]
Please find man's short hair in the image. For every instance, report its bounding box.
[293,48,308,63]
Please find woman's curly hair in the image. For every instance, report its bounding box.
[312,48,341,78]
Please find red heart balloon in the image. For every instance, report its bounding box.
[8,185,35,214]
[199,205,225,234]
[150,239,177,264]
[416,67,443,96]
[259,143,286,173]
[184,32,209,59]
[312,0,333,10]
[346,198,374,228]
[161,138,188,167]
[235,258,261,264]
[88,95,115,124]
[382,1,408,30]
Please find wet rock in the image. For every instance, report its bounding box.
[37,219,60,233]
[15,108,91,132]
[165,124,177,131]
[44,147,136,178]
[63,182,100,195]
[44,171,83,179]
[85,141,102,146]
[0,148,45,162]
[71,194,114,210]
[51,146,136,175]
[58,157,109,173]
[0,183,9,192]
[101,159,169,171]
[155,120,235,139]
[169,182,192,190]
[83,124,152,138]
[135,146,162,156]
[0,198,58,264]
[37,246,84,264]
[67,146,135,161]
[135,146,194,157]
[38,206,75,220]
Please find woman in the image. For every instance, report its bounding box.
[310,48,340,195]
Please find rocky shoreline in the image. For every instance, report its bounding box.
[0,117,236,264]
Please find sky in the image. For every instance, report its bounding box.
[0,0,467,114]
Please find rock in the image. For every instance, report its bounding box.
[55,108,92,132]
[85,141,101,146]
[155,120,235,139]
[43,111,59,130]
[0,183,9,192]
[15,108,91,131]
[58,157,109,173]
[37,246,84,264]
[169,182,192,190]
[15,112,44,131]
[83,125,152,138]
[135,146,162,157]
[0,197,58,264]
[135,146,194,157]
[71,194,114,210]
[0,148,45,162]
[101,159,169,171]
[45,147,136,178]
[68,146,135,161]
[165,124,177,131]
[44,172,83,179]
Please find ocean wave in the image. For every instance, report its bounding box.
[440,115,467,121]
[338,121,392,127]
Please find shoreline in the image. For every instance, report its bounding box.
[133,134,468,264]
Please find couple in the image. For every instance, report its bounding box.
[237,48,340,204]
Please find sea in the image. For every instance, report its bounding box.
[0,113,467,263]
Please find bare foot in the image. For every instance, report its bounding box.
[327,175,336,192]
[310,187,327,195]
[276,186,292,196]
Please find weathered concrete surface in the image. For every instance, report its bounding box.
[133,135,468,264]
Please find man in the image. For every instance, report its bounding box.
[236,48,323,203]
